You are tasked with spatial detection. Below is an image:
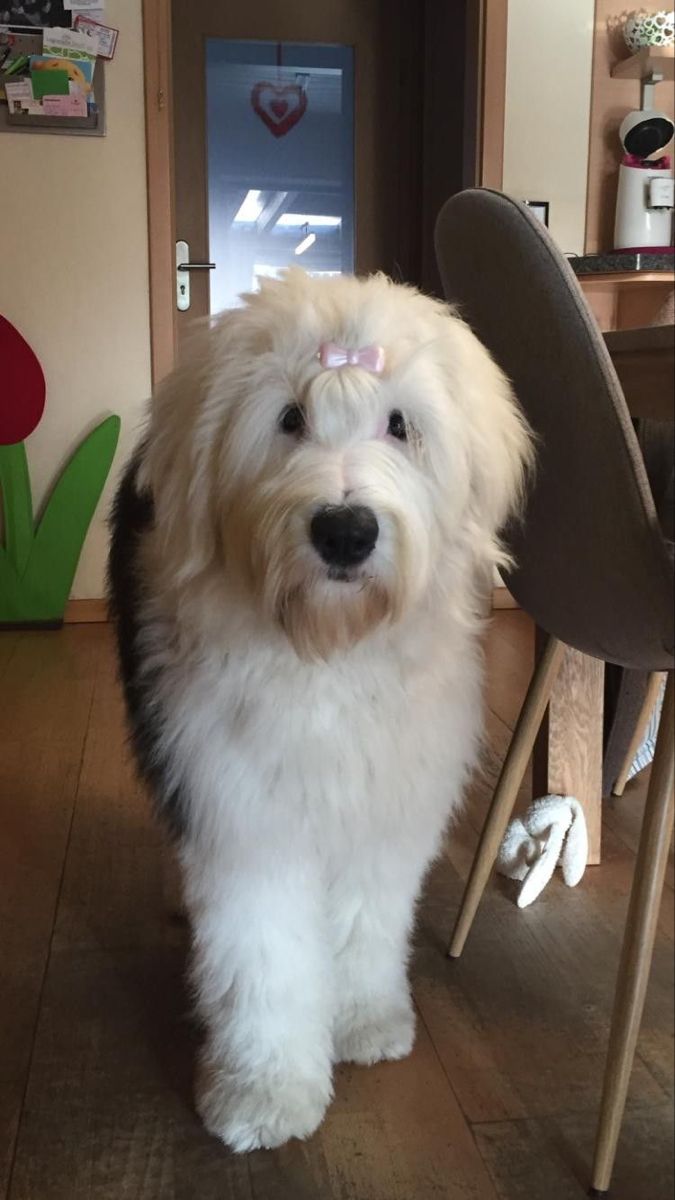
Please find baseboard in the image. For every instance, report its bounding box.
[491,587,519,610]
[63,599,109,623]
[64,595,518,621]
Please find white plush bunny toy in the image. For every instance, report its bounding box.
[497,795,589,908]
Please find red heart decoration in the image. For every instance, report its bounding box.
[251,82,307,138]
[0,314,46,446]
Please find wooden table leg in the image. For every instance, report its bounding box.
[534,635,604,865]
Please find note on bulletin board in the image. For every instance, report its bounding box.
[4,78,41,113]
[43,27,95,58]
[73,15,116,59]
[30,53,95,93]
[30,66,69,97]
[42,91,87,115]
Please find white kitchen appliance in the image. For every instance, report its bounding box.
[614,108,675,251]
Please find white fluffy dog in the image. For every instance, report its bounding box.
[108,268,530,1152]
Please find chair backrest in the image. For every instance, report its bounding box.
[435,188,674,671]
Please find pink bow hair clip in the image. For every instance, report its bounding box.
[318,342,385,374]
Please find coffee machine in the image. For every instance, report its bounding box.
[614,107,675,251]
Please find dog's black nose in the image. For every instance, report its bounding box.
[310,505,379,568]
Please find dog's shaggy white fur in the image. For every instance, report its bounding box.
[108,269,531,1152]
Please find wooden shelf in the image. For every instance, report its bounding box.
[611,45,674,81]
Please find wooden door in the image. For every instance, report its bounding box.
[171,0,424,338]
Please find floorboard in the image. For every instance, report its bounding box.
[52,626,182,956]
[0,629,101,1197]
[473,1104,675,1200]
[1,615,672,1200]
[604,776,675,893]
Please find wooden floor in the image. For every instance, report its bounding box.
[0,613,672,1200]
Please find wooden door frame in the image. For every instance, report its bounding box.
[143,0,175,386]
[142,0,508,387]
[464,0,508,190]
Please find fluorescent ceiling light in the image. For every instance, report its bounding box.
[277,213,341,228]
[294,231,317,256]
[233,190,263,223]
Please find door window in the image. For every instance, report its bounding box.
[206,39,355,313]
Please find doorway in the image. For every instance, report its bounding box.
[143,0,500,381]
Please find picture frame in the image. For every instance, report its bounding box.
[524,200,550,227]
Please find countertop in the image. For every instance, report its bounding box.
[570,251,674,275]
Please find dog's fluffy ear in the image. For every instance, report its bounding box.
[438,315,533,568]
[137,313,245,586]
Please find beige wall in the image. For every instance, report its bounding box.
[502,0,595,256]
[0,0,150,598]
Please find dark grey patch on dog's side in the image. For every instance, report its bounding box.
[107,446,188,838]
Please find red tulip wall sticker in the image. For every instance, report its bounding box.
[0,315,120,626]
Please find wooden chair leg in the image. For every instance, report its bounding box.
[447,634,566,959]
[591,670,674,1196]
[612,671,666,797]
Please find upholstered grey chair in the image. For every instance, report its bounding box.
[434,188,674,1196]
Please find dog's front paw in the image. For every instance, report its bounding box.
[334,1004,416,1065]
[195,1058,333,1152]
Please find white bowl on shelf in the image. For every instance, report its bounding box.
[623,9,674,52]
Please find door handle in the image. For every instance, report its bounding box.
[176,240,215,311]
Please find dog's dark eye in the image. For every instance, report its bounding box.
[280,404,305,436]
[388,410,407,441]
